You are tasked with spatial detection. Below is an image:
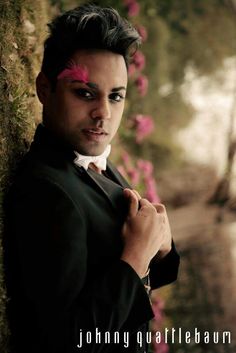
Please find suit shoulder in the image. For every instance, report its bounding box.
[7,148,85,207]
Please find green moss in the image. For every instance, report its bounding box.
[0,1,51,352]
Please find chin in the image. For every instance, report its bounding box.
[75,144,107,156]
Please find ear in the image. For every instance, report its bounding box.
[36,72,52,104]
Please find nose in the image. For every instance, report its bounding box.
[90,98,111,120]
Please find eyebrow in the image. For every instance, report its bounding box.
[111,86,127,92]
[70,80,126,92]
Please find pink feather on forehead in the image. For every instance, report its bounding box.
[57,62,89,83]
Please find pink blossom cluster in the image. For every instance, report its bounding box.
[137,159,160,203]
[152,298,169,353]
[128,50,146,78]
[153,337,169,353]
[135,74,148,96]
[123,0,149,96]
[118,151,140,186]
[136,25,148,42]
[129,51,149,96]
[117,152,160,203]
[123,0,140,17]
[144,176,160,203]
[128,50,148,85]
[136,159,153,176]
[133,114,155,143]
[152,295,165,322]
[132,50,146,71]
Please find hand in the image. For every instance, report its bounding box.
[131,189,172,259]
[120,189,167,277]
[132,190,172,260]
[152,203,172,259]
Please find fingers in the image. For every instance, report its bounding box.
[153,203,166,214]
[124,189,167,219]
[153,204,168,226]
[123,188,139,218]
[130,189,141,211]
[132,189,142,200]
[132,191,166,215]
[139,198,157,213]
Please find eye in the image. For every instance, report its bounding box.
[73,88,94,100]
[109,93,125,103]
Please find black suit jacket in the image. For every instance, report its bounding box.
[4,124,180,353]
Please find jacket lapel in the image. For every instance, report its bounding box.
[106,160,131,188]
[73,160,131,210]
[73,164,119,209]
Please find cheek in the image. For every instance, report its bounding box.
[111,108,124,135]
[55,94,80,118]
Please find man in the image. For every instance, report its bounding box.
[4,4,180,353]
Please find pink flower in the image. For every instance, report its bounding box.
[135,74,149,96]
[153,337,169,353]
[128,63,136,77]
[127,1,140,17]
[153,296,165,314]
[144,176,161,203]
[133,114,155,143]
[137,159,153,177]
[127,168,140,186]
[121,151,131,165]
[132,50,145,71]
[136,161,160,203]
[137,25,148,42]
[123,0,140,17]
[152,303,163,323]
[152,297,169,353]
[117,165,128,179]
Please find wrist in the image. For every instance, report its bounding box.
[120,252,149,278]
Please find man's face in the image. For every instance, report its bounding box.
[39,50,128,156]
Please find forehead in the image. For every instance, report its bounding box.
[68,49,128,86]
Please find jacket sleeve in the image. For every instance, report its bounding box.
[149,240,180,289]
[6,177,154,353]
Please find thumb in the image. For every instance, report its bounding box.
[123,188,139,218]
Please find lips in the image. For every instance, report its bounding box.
[83,128,108,135]
[82,128,108,142]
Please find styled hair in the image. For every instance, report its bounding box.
[41,3,141,84]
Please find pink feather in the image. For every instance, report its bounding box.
[57,64,89,83]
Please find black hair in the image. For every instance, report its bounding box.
[41,3,141,84]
